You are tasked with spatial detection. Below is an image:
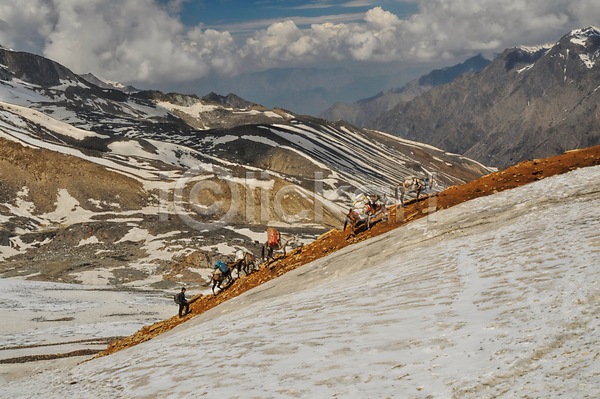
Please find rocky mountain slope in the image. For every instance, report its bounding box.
[320,54,490,127]
[367,27,600,168]
[0,47,491,291]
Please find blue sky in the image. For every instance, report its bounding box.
[0,0,598,89]
[177,1,419,34]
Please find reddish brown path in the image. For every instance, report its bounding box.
[97,145,600,358]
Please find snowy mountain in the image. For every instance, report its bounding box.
[79,73,139,94]
[0,46,492,293]
[2,160,599,397]
[367,27,600,168]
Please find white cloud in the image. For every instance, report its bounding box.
[0,0,595,85]
[342,0,377,7]
[237,1,585,68]
[207,13,366,34]
[567,0,600,28]
[0,0,237,84]
[0,0,54,53]
[164,0,189,14]
[395,0,574,60]
[239,8,406,68]
[242,21,305,65]
[186,27,239,75]
[42,0,229,84]
[365,6,401,31]
[292,3,335,10]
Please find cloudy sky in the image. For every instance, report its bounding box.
[0,0,598,89]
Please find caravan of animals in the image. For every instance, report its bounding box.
[204,175,428,296]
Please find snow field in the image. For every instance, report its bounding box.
[1,166,599,398]
[0,279,177,382]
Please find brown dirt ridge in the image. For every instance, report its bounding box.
[97,145,600,358]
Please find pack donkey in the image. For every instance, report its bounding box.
[205,253,233,295]
[343,194,386,237]
[261,228,298,263]
[211,263,233,295]
[395,175,436,207]
[231,250,259,277]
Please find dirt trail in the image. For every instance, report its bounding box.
[97,145,600,358]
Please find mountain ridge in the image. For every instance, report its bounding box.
[367,27,600,168]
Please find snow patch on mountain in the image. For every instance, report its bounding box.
[44,189,95,225]
[579,53,595,69]
[517,63,535,73]
[52,79,91,91]
[0,236,53,262]
[0,81,53,105]
[518,44,553,54]
[157,100,219,117]
[569,26,600,46]
[0,101,108,140]
[262,110,283,118]
[76,236,102,247]
[123,100,169,119]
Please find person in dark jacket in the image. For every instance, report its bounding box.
[176,287,190,317]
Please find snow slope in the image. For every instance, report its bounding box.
[2,164,599,398]
[0,279,176,380]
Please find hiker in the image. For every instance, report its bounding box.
[176,287,190,317]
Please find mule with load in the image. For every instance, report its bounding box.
[261,227,298,263]
[395,175,436,207]
[343,193,386,237]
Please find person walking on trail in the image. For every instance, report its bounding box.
[176,287,190,318]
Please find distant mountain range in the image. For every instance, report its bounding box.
[320,54,491,127]
[0,46,490,289]
[160,65,427,117]
[365,27,600,168]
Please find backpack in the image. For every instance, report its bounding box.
[174,293,181,305]
[214,260,229,273]
[267,227,278,246]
